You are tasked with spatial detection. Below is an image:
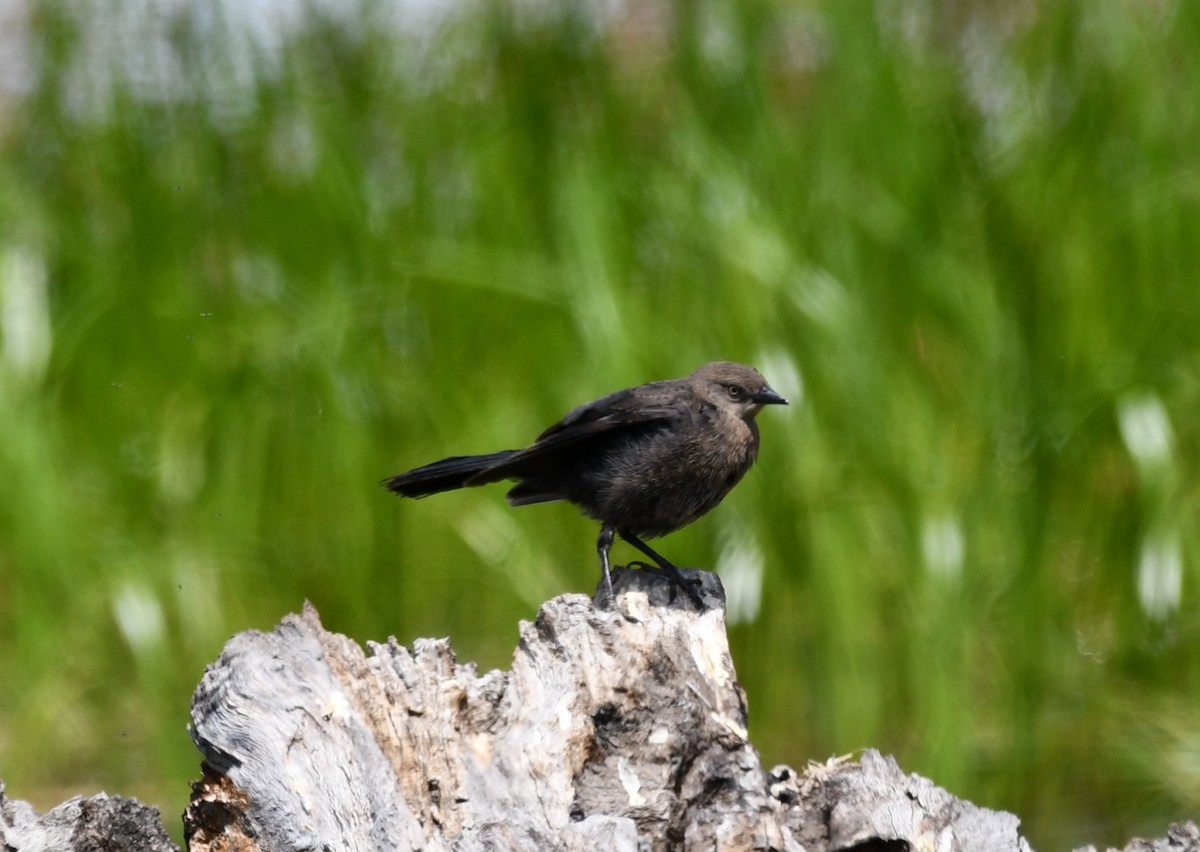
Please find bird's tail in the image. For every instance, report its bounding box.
[383,450,519,497]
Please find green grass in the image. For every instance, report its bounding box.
[2,1,1199,846]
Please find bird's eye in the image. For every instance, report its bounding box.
[726,384,744,399]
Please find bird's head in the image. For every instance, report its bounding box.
[692,361,788,419]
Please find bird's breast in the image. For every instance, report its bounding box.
[583,413,760,538]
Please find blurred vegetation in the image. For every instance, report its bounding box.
[1,0,1198,846]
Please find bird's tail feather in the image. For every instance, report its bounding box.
[384,450,518,497]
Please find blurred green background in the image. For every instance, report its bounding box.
[1,0,1198,846]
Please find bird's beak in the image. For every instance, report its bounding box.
[753,386,788,406]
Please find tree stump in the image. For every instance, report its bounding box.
[183,567,1031,851]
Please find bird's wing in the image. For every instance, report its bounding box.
[467,383,684,483]
[536,385,681,441]
[532,378,693,448]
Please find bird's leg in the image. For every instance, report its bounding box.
[596,524,617,608]
[618,531,704,608]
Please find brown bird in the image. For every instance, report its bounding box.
[384,361,787,606]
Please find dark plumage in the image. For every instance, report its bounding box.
[385,361,787,606]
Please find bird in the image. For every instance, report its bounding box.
[384,361,787,607]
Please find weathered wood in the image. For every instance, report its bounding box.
[1073,822,1200,852]
[182,566,1028,852]
[3,565,1197,851]
[0,782,179,852]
